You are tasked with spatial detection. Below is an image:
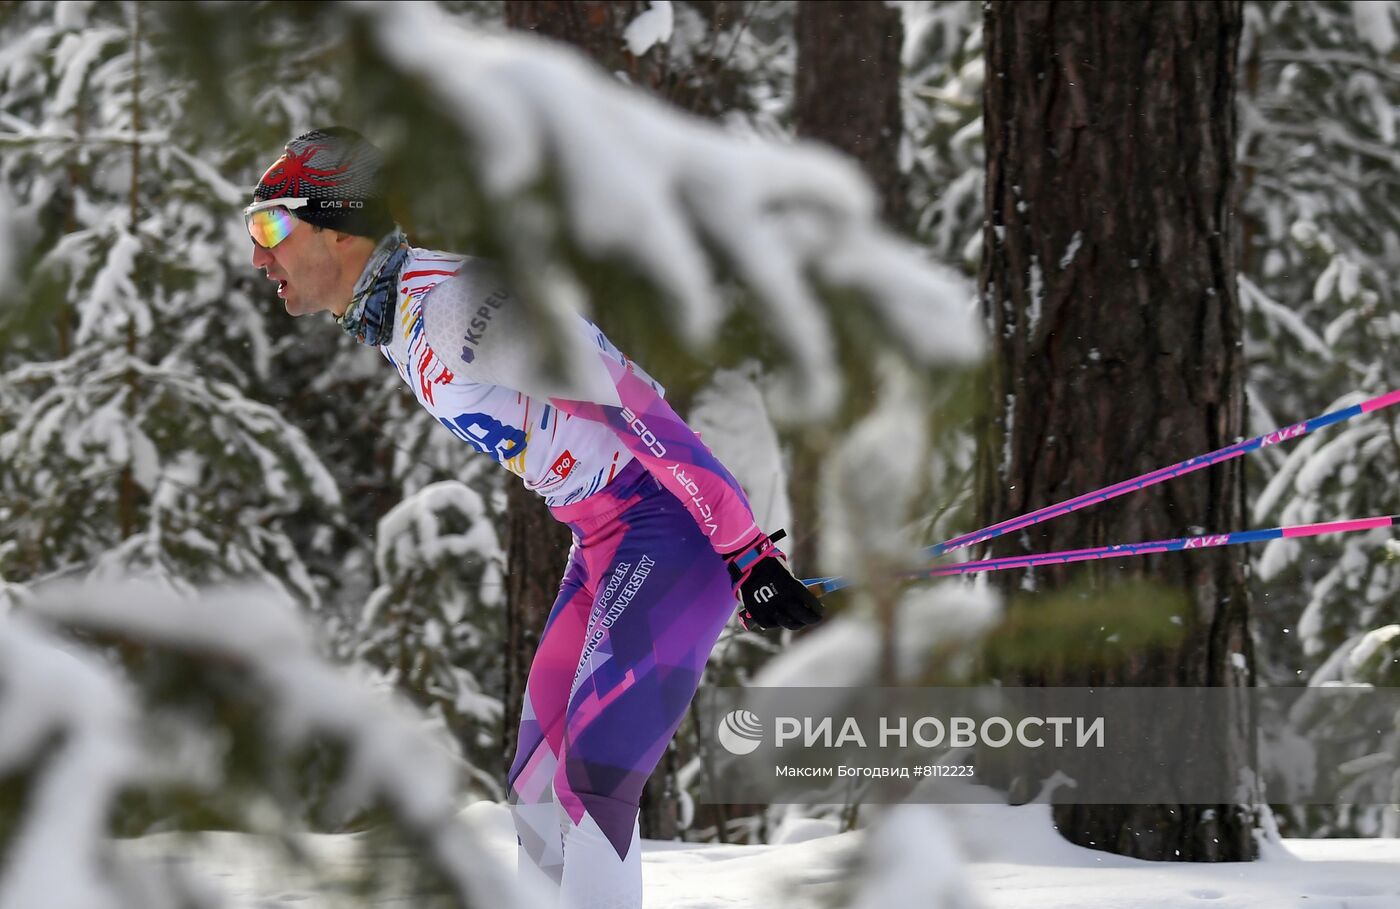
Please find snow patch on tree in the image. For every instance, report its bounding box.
[1351,0,1398,54]
[623,1,675,56]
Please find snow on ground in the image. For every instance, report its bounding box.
[118,799,1400,908]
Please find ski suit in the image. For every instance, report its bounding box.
[356,240,761,908]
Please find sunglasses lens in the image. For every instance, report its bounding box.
[247,207,297,248]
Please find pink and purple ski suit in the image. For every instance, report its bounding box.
[361,240,761,907]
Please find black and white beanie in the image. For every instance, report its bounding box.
[252,127,395,240]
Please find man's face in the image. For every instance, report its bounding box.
[249,214,345,317]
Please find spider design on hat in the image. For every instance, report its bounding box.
[258,144,349,197]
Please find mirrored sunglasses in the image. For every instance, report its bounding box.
[243,197,309,249]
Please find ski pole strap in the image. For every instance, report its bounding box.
[725,528,786,587]
[803,515,1398,596]
[929,388,1400,558]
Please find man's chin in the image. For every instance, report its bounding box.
[283,293,333,318]
[283,295,312,316]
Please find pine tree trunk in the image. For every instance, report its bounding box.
[794,0,908,229]
[504,1,662,88]
[979,0,1258,861]
[791,0,907,585]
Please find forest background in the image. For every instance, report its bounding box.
[0,1,1398,902]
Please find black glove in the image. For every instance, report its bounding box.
[723,530,824,631]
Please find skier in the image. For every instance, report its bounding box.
[244,127,822,907]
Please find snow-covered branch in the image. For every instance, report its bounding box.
[5,579,534,909]
[0,616,142,909]
[361,0,982,416]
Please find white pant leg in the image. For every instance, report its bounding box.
[511,797,570,906]
[559,810,642,909]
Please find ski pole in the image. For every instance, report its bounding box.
[804,515,1398,596]
[929,387,1400,558]
[799,389,1399,596]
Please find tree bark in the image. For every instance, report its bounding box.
[791,0,907,581]
[979,0,1258,861]
[505,1,666,92]
[504,0,755,119]
[794,0,908,229]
